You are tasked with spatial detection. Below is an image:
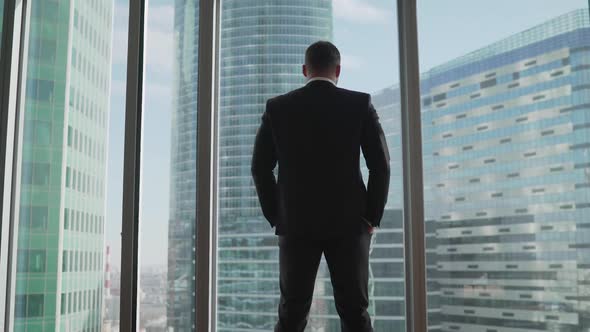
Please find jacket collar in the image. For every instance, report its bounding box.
[306,76,337,86]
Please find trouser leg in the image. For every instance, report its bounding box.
[324,232,373,332]
[275,235,323,332]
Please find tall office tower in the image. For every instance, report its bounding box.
[369,87,410,331]
[420,9,590,332]
[216,1,332,329]
[168,2,332,330]
[370,86,441,332]
[167,0,199,330]
[14,1,113,332]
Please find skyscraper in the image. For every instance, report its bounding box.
[372,9,590,332]
[168,0,199,330]
[14,1,113,331]
[216,1,332,329]
[367,87,408,331]
[168,0,333,330]
[422,9,590,332]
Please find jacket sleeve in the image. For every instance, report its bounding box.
[360,96,391,227]
[251,103,279,227]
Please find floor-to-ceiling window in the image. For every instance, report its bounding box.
[215,1,405,331]
[418,1,590,331]
[135,1,406,330]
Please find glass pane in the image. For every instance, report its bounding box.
[418,1,590,331]
[216,1,403,331]
[9,0,126,331]
[139,0,198,330]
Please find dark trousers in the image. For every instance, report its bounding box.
[274,232,373,332]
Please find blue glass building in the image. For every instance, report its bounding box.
[369,87,408,331]
[168,0,199,331]
[419,9,590,332]
[371,9,590,332]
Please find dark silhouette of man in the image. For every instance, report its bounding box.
[251,41,390,332]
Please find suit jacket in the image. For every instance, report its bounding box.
[251,80,390,236]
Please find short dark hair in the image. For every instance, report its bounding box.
[305,41,341,73]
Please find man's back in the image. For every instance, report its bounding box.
[252,79,390,237]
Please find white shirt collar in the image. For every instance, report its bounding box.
[306,76,337,86]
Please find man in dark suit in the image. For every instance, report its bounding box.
[251,41,390,332]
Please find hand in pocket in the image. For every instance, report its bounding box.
[362,217,375,234]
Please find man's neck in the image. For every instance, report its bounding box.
[306,76,337,86]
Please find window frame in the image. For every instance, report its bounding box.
[0,0,28,330]
[397,3,428,331]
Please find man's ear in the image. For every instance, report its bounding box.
[302,64,308,78]
[335,64,341,78]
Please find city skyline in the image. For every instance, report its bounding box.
[97,1,581,330]
[3,0,588,331]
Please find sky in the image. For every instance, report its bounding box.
[105,0,589,270]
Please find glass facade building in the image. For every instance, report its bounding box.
[368,87,407,331]
[218,1,332,330]
[14,0,113,331]
[373,9,590,332]
[419,9,590,332]
[167,0,199,330]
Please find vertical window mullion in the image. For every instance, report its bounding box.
[397,0,428,332]
[195,0,221,331]
[0,0,29,330]
[119,0,146,330]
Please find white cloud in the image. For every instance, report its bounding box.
[341,54,364,70]
[145,32,174,74]
[145,5,175,75]
[145,81,173,107]
[333,0,392,24]
[147,5,174,32]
